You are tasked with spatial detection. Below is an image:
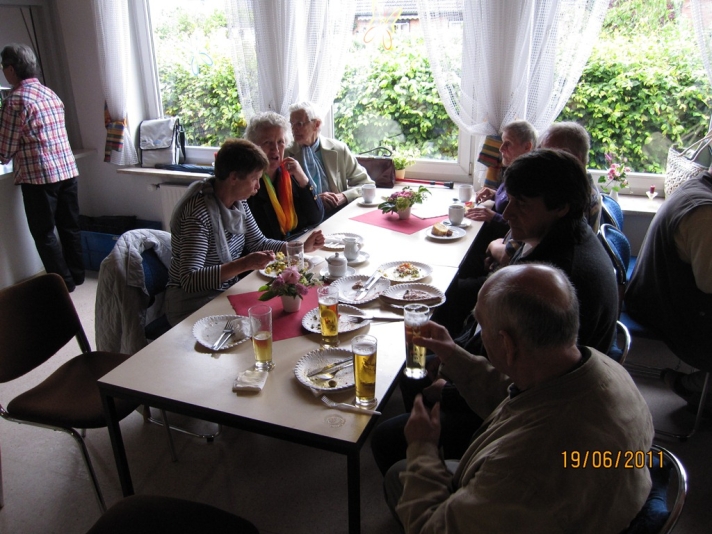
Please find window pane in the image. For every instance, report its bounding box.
[148,0,245,147]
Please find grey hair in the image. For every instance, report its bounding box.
[244,111,293,147]
[482,264,580,350]
[288,101,322,122]
[1,43,39,80]
[501,120,537,147]
[538,122,590,165]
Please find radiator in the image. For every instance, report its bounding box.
[159,183,189,231]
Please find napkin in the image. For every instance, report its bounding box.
[232,368,269,392]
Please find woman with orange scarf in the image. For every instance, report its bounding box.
[245,112,324,240]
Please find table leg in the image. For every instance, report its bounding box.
[101,390,134,496]
[347,450,361,534]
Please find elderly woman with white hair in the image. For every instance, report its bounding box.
[245,111,325,240]
[287,101,373,214]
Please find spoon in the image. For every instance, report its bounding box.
[313,362,353,381]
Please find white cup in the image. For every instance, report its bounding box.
[343,236,362,261]
[448,204,465,226]
[361,184,377,203]
[458,184,473,203]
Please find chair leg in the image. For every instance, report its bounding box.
[160,410,179,462]
[66,428,106,513]
[0,442,4,509]
[656,371,711,441]
[141,406,178,462]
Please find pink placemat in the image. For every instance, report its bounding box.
[350,209,447,235]
[227,289,319,341]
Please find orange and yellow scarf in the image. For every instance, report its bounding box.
[262,163,298,235]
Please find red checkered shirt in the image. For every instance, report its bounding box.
[0,78,78,185]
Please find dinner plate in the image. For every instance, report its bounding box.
[378,261,433,283]
[380,283,446,309]
[193,314,251,350]
[259,255,317,278]
[427,226,467,241]
[443,219,471,228]
[323,233,364,251]
[357,199,380,207]
[294,347,355,392]
[319,265,356,281]
[346,251,370,266]
[331,274,391,305]
[301,304,369,334]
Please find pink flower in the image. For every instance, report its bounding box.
[296,283,309,296]
[281,267,300,285]
[271,277,286,290]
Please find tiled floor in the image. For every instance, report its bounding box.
[0,273,710,533]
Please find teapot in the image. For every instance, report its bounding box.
[327,252,347,277]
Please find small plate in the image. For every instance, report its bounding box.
[259,255,317,278]
[294,347,355,392]
[302,304,369,334]
[443,219,471,228]
[320,265,356,281]
[380,283,446,309]
[378,261,433,283]
[346,251,370,266]
[331,274,391,305]
[323,233,364,251]
[427,226,467,241]
[193,314,251,350]
[357,199,379,207]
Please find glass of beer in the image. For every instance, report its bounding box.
[404,303,429,378]
[352,334,377,407]
[248,304,274,371]
[317,286,339,346]
[286,241,305,271]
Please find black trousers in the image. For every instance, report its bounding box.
[21,177,84,290]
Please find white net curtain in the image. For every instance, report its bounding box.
[417,0,608,168]
[691,0,712,131]
[225,0,355,120]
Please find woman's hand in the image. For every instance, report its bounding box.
[319,192,347,211]
[475,186,496,203]
[303,229,325,252]
[282,157,310,187]
[221,250,276,282]
[466,206,495,222]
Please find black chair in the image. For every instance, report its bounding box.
[0,274,138,512]
[601,193,624,230]
[85,495,259,534]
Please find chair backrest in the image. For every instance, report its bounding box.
[141,247,170,300]
[601,193,624,230]
[0,273,89,383]
[608,320,631,364]
[598,223,632,316]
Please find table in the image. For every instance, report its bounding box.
[99,185,482,533]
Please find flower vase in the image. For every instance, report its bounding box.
[395,169,406,180]
[610,190,619,202]
[397,206,412,220]
[281,295,301,313]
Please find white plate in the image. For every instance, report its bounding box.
[323,233,364,251]
[346,251,370,266]
[443,219,471,228]
[427,226,467,241]
[301,304,369,334]
[193,314,251,350]
[380,283,446,309]
[294,347,355,392]
[331,274,391,305]
[378,261,433,283]
[357,199,379,207]
[319,265,356,281]
[259,255,317,278]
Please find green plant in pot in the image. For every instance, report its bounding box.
[392,147,420,178]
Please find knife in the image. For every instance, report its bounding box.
[307,358,353,378]
[354,272,382,301]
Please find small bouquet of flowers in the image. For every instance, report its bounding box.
[378,185,431,214]
[258,266,319,301]
[599,153,630,194]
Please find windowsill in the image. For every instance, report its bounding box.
[116,166,208,182]
[616,193,663,215]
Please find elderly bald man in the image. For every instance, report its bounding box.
[385,263,654,534]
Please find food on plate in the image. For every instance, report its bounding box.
[263,252,288,275]
[394,262,421,279]
[431,222,453,237]
[352,281,365,290]
[403,289,432,301]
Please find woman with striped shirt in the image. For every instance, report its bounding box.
[165,139,324,326]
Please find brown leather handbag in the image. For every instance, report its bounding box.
[356,147,396,188]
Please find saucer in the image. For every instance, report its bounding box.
[346,251,370,266]
[357,199,379,207]
[320,265,356,281]
[443,219,471,228]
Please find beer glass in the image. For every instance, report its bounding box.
[352,334,378,407]
[317,286,339,346]
[249,305,274,371]
[404,303,429,378]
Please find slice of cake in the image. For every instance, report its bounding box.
[432,222,453,236]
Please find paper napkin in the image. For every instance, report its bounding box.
[232,368,269,392]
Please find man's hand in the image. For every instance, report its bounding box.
[319,191,347,211]
[303,229,325,252]
[485,239,510,269]
[404,394,441,446]
[412,321,458,365]
[423,378,448,405]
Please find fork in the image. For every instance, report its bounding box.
[341,314,403,323]
[212,320,234,351]
[320,395,381,416]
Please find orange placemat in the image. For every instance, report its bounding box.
[227,289,319,341]
[350,209,447,235]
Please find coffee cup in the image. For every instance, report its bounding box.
[343,237,362,261]
[448,204,465,226]
[458,184,473,203]
[361,184,377,203]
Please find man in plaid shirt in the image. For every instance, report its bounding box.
[1,43,84,291]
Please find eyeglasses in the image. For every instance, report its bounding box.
[290,120,314,129]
